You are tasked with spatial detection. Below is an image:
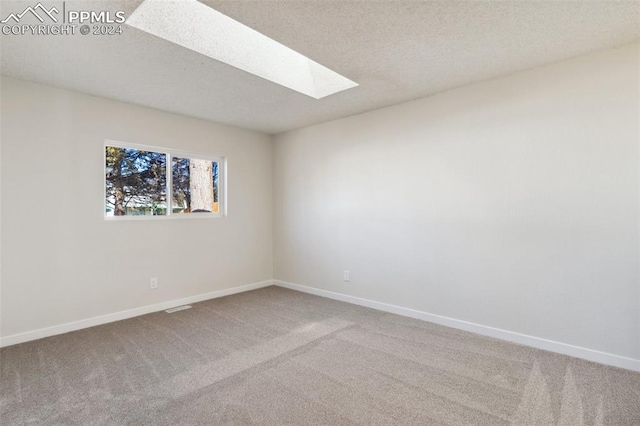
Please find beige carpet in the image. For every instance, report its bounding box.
[1,286,639,425]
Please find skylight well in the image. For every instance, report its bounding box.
[126,0,358,99]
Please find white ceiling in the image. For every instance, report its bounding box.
[1,0,639,134]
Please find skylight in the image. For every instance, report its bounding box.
[126,0,358,99]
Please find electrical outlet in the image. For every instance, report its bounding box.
[343,270,350,282]
[150,277,158,289]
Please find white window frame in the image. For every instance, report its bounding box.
[104,140,226,220]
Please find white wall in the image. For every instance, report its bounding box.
[274,43,640,361]
[0,77,273,338]
[2,43,638,366]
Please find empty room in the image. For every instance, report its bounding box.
[1,0,639,424]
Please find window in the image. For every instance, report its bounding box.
[171,156,220,214]
[105,141,224,219]
[105,146,167,216]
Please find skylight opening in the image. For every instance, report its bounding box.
[126,0,358,99]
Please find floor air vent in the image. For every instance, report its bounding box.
[165,305,192,313]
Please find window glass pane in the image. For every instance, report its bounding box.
[105,147,167,216]
[172,157,219,214]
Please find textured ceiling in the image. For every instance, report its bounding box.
[1,0,639,134]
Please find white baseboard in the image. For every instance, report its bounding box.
[4,278,638,373]
[0,280,274,348]
[274,280,640,373]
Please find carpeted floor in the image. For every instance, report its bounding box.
[1,286,639,425]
